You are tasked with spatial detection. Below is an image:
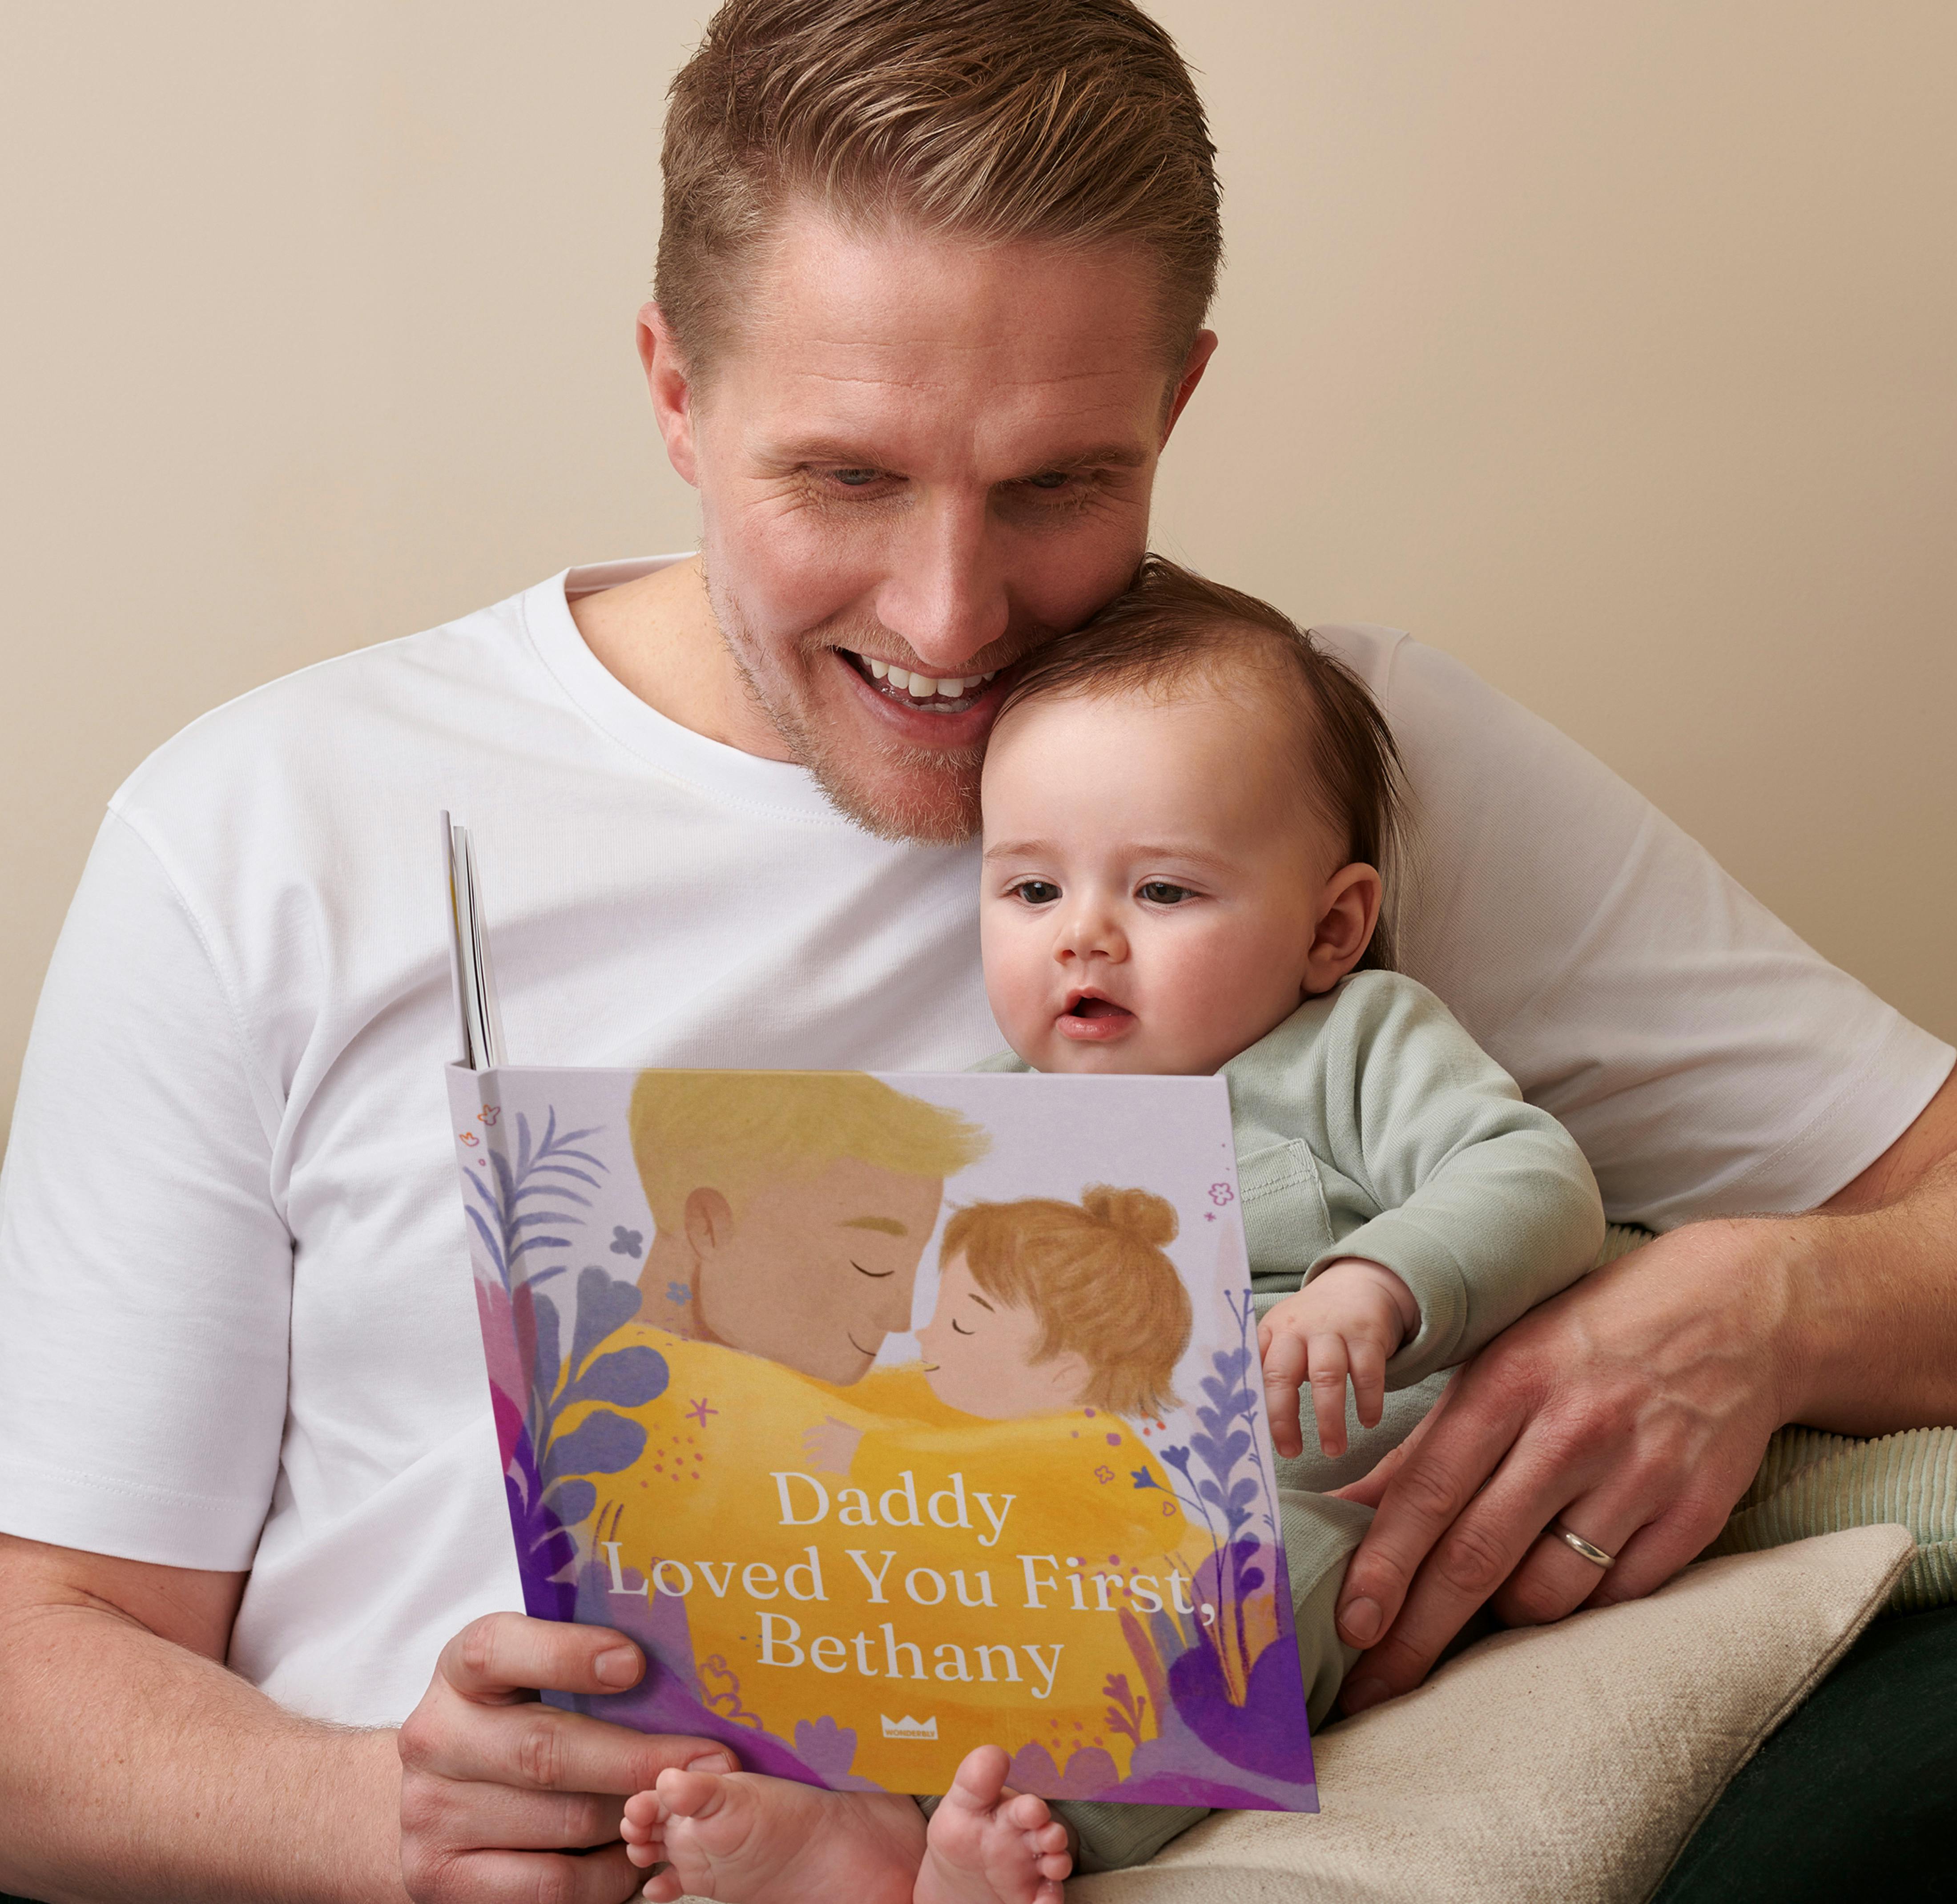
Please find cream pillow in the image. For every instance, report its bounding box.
[1071,1525,1914,1904]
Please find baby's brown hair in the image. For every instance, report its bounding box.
[940,1185,1190,1418]
[995,555,1409,972]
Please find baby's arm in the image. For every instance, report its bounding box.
[1260,1259,1421,1458]
[1304,973,1606,1390]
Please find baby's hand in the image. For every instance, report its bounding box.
[801,1413,863,1477]
[1257,1260,1419,1460]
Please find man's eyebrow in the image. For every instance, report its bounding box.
[753,439,1150,477]
[839,1214,908,1236]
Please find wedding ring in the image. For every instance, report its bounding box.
[1551,1523,1617,1570]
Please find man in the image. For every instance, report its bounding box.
[624,1069,986,1376]
[0,2,1951,1900]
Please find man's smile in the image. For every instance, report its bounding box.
[833,647,1014,742]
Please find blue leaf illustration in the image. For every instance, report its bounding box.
[571,1264,644,1376]
[564,1344,669,1410]
[531,1294,563,1414]
[543,1477,597,1527]
[547,1410,647,1479]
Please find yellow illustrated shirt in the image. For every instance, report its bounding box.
[582,1323,1221,1793]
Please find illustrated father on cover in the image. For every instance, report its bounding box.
[0,2,1952,1901]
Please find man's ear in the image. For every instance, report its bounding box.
[1302,863,1384,996]
[1160,328,1219,441]
[638,300,701,488]
[682,1187,736,1262]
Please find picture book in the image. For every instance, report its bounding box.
[442,818,1318,1811]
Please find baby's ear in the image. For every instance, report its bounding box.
[1045,1349,1094,1408]
[1303,863,1383,995]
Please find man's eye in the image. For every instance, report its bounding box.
[851,1259,895,1279]
[1011,880,1062,906]
[1139,881,1194,905]
[1021,471,1071,491]
[829,468,885,488]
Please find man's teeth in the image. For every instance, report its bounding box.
[863,658,998,699]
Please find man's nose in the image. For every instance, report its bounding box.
[872,494,1009,672]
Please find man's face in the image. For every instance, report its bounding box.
[649,206,1214,843]
[690,1155,945,1385]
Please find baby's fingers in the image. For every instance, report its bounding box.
[1349,1335,1388,1431]
[1308,1334,1352,1459]
[1261,1329,1309,1459]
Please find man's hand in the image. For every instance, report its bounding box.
[1259,1259,1420,1459]
[1327,1221,1787,1711]
[1328,1070,1957,1715]
[398,1613,735,1904]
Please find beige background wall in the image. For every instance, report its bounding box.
[3,1,1953,1147]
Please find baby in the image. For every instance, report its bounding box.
[623,556,1605,1903]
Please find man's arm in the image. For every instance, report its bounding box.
[1328,1066,1957,1714]
[0,1535,730,1904]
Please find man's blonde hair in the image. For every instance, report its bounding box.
[657,0,1222,376]
[942,1185,1190,1418]
[629,1070,989,1232]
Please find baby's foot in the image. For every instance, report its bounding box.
[916,1745,1073,1904]
[621,1764,927,1904]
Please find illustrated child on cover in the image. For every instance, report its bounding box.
[622,557,1607,1904]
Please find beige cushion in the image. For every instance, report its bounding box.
[1071,1525,1914,1904]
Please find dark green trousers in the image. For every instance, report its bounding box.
[1653,1599,1957,1901]
[4,1608,1953,1904]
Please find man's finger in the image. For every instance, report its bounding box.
[400,1695,733,1797]
[1339,1435,1625,1707]
[438,1612,644,1704]
[1327,1370,1457,1507]
[1332,1372,1530,1649]
[416,1842,644,1904]
[406,1785,629,1854]
[1483,1485,1659,1629]
[1262,1331,1309,1459]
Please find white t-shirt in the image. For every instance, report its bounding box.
[1,557,1948,1728]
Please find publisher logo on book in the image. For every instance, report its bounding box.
[881,1714,938,1742]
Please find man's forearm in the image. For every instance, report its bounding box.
[1781,1145,1957,1438]
[0,1593,407,1904]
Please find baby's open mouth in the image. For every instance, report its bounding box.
[1059,991,1136,1040]
[842,649,999,711]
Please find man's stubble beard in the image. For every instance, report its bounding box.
[704,564,1001,847]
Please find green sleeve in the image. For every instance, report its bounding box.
[1260,971,1604,1388]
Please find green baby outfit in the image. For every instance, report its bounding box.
[973,968,1606,1871]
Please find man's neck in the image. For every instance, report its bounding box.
[569,555,793,762]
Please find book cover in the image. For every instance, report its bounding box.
[446,1061,1317,1811]
[438,815,1316,1810]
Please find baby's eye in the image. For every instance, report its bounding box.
[951,1319,974,1335]
[1138,881,1194,905]
[1010,879,1062,906]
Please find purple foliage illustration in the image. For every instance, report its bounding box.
[467,1108,667,1618]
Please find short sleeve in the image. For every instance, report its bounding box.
[1314,627,1956,1229]
[0,812,293,1569]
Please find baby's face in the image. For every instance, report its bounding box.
[917,1252,1090,1418]
[980,683,1344,1075]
